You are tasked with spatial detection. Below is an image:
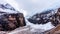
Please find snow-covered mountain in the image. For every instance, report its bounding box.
[0,3,15,11]
[0,3,19,14]
[0,0,60,34]
[0,3,55,32]
[28,9,57,24]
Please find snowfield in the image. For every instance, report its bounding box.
[7,20,55,34]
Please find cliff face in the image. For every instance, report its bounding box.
[0,13,26,31]
[0,3,26,31]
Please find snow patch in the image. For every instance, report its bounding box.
[26,19,55,31]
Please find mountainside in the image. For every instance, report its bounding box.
[28,9,57,24]
[0,3,26,31]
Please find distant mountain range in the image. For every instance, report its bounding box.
[0,3,19,14]
[28,9,57,24]
[0,3,16,11]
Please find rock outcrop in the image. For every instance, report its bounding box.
[0,3,26,31]
[28,9,56,24]
[45,24,60,34]
[0,13,26,31]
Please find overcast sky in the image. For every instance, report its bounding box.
[1,0,60,17]
[15,0,60,17]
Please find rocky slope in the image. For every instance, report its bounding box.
[0,3,26,31]
[28,9,57,24]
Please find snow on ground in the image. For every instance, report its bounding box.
[7,19,55,34]
[25,19,55,32]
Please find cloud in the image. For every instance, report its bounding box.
[4,0,28,17]
[4,0,21,11]
[3,0,60,17]
[20,9,28,17]
[15,0,60,17]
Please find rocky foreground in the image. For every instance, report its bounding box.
[0,24,59,34]
[0,26,49,34]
